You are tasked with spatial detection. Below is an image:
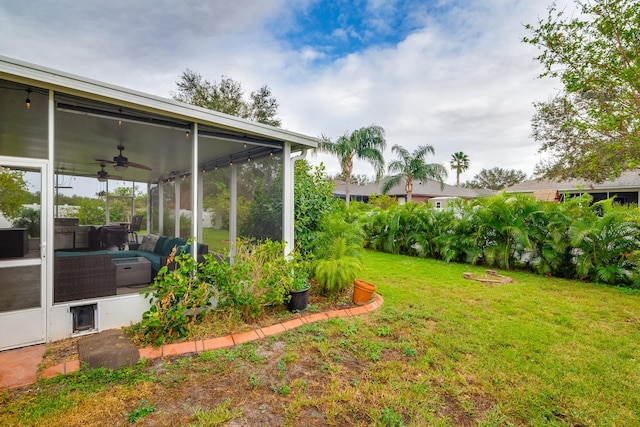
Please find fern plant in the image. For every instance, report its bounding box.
[311,214,364,296]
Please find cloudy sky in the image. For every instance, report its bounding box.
[0,0,561,185]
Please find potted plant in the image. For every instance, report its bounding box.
[287,259,311,312]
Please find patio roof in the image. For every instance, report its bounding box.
[0,55,318,184]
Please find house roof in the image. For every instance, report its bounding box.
[505,170,640,193]
[333,178,493,199]
[0,55,318,184]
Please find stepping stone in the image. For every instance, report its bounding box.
[78,329,139,370]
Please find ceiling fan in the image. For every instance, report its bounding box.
[96,163,122,182]
[95,144,152,171]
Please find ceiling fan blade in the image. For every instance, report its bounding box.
[125,161,152,171]
[95,158,116,164]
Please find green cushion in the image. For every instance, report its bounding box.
[55,250,109,257]
[108,250,138,259]
[158,237,184,256]
[154,236,168,254]
[159,237,175,256]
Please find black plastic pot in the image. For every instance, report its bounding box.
[287,286,310,312]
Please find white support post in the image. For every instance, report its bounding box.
[229,162,237,262]
[282,142,293,256]
[175,178,181,238]
[197,168,204,243]
[158,182,164,234]
[46,90,55,320]
[105,180,110,223]
[146,182,151,232]
[131,181,135,221]
[191,123,199,257]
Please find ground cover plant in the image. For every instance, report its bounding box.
[3,251,640,425]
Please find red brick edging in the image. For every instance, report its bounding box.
[40,293,383,379]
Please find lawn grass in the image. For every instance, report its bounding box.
[2,250,640,425]
[201,227,230,253]
[137,228,229,253]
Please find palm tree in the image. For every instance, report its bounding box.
[450,151,470,186]
[319,125,386,206]
[381,144,448,202]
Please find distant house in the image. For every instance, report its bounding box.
[429,196,460,209]
[333,178,493,205]
[505,170,640,205]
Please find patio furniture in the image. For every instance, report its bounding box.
[96,225,127,250]
[54,251,117,303]
[108,234,209,276]
[0,228,28,258]
[126,215,143,245]
[113,257,151,287]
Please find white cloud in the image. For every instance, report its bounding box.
[0,0,559,184]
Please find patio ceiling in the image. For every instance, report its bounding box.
[0,56,317,185]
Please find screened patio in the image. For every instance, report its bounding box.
[0,56,317,350]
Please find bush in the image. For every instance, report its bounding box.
[311,214,364,295]
[212,239,293,320]
[12,207,40,237]
[294,161,340,256]
[360,193,640,287]
[134,246,212,346]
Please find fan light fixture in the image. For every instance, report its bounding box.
[113,144,128,171]
[97,164,109,182]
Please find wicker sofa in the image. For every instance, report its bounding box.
[108,234,209,276]
[53,235,209,303]
[54,251,116,303]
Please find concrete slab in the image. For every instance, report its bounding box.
[78,329,139,370]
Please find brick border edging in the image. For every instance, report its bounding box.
[40,293,383,379]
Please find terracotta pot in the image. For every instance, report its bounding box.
[287,286,310,312]
[352,279,376,305]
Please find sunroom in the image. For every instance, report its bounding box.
[0,56,317,351]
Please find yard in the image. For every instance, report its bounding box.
[2,250,640,426]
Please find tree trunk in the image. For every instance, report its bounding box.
[344,156,353,207]
[406,178,413,203]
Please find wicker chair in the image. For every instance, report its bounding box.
[54,253,117,303]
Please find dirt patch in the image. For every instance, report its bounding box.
[463,270,513,284]
[41,336,82,368]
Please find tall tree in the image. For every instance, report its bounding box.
[450,151,470,186]
[523,0,640,182]
[382,144,448,202]
[319,125,387,206]
[0,167,28,219]
[463,167,527,191]
[172,69,281,127]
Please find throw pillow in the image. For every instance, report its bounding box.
[139,234,159,252]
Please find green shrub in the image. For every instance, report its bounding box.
[294,161,340,256]
[12,207,40,237]
[311,214,363,295]
[134,245,212,346]
[208,239,298,320]
[360,192,640,287]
